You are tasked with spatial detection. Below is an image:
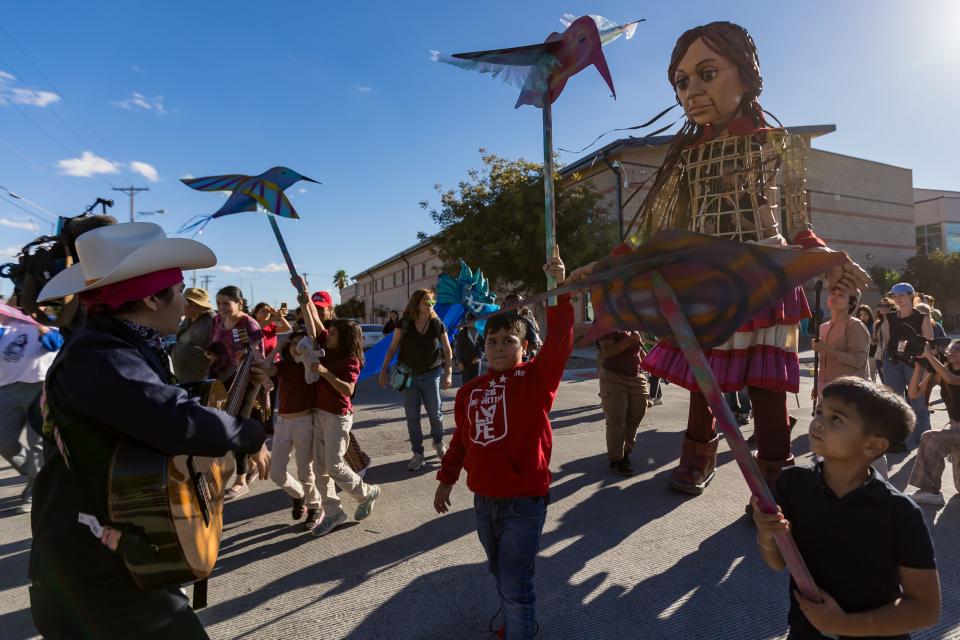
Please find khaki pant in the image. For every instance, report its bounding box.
[314,409,371,517]
[269,412,320,510]
[908,422,960,494]
[599,367,648,462]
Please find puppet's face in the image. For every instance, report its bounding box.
[672,37,746,127]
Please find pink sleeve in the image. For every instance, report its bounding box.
[792,229,827,249]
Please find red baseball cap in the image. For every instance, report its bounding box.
[311,291,333,308]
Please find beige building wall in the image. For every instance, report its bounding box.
[339,242,445,324]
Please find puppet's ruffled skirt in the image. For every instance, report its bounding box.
[642,285,811,394]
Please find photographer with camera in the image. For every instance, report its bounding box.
[905,340,960,506]
[878,282,933,451]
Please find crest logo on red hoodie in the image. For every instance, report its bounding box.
[468,376,509,446]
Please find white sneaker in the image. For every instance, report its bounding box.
[652,398,664,406]
[434,440,448,460]
[311,510,348,537]
[407,453,425,471]
[907,489,945,506]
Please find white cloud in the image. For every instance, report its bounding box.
[298,188,307,194]
[56,151,121,178]
[181,173,194,180]
[112,91,167,115]
[217,263,287,273]
[0,245,21,259]
[130,65,146,75]
[354,85,372,93]
[129,160,159,182]
[0,71,61,108]
[0,217,38,231]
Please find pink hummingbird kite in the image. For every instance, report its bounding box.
[434,13,641,294]
[432,14,641,108]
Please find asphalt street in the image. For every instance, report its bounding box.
[1,370,958,639]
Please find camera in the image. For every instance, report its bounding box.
[891,326,951,372]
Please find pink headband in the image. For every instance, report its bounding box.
[80,268,183,310]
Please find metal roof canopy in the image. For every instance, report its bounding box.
[558,124,836,177]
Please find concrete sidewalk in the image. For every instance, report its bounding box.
[1,375,958,639]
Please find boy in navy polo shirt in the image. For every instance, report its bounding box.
[753,377,940,639]
[434,247,573,640]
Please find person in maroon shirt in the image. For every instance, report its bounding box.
[434,247,579,640]
[306,318,382,538]
[598,330,649,476]
[268,331,323,531]
[252,302,292,358]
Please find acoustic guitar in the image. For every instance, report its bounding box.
[107,344,261,594]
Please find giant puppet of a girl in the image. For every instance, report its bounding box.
[622,22,868,495]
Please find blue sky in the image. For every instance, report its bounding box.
[1,1,958,305]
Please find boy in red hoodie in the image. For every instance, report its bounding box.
[434,247,573,640]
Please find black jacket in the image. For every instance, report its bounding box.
[29,314,265,589]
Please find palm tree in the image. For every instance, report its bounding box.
[333,269,350,290]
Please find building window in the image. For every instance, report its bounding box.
[917,223,943,254]
[393,273,397,287]
[946,223,960,253]
[421,263,426,278]
[410,266,415,281]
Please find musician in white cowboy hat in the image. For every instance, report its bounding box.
[29,222,270,639]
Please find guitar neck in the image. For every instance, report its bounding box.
[225,347,259,417]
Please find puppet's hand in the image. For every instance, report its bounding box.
[567,261,596,284]
[809,247,871,295]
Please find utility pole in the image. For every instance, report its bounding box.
[199,274,215,292]
[112,185,150,222]
[301,272,311,288]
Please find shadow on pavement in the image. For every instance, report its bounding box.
[345,445,789,640]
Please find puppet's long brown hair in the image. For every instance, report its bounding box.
[634,22,766,239]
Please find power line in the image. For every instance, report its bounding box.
[0,135,49,173]
[0,23,118,158]
[0,185,58,223]
[0,194,54,233]
[0,50,99,154]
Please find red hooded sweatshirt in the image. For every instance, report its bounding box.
[437,294,574,498]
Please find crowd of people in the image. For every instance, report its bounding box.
[2,17,957,640]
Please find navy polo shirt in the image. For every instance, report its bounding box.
[775,461,936,640]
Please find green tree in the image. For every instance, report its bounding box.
[419,151,616,294]
[901,251,960,306]
[333,269,349,290]
[335,297,364,319]
[866,265,901,298]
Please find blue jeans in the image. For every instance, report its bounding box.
[881,357,931,444]
[724,388,752,414]
[403,366,444,455]
[475,494,548,640]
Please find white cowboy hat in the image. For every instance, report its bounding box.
[38,222,216,302]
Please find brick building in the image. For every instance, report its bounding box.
[341,125,919,322]
[338,237,445,323]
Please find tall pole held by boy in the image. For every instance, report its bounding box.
[650,270,821,602]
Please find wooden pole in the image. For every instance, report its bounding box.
[542,100,557,303]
